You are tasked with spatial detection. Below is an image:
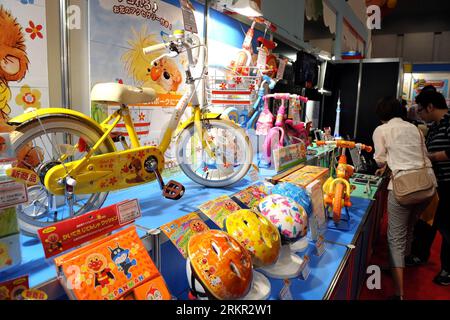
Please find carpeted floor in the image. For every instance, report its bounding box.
[359,210,450,300]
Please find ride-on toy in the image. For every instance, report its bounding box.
[316,140,373,223]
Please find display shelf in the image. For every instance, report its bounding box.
[0,152,385,300]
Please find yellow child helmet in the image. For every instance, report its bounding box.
[224,210,281,268]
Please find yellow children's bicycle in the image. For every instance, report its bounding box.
[6,30,254,236]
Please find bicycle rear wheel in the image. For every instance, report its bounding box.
[11,116,115,236]
[176,119,253,188]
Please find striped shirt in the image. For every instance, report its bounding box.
[426,112,450,183]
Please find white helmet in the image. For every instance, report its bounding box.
[258,194,308,244]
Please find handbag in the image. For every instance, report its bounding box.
[392,127,436,206]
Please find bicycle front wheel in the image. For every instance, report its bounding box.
[11,116,115,236]
[176,119,253,188]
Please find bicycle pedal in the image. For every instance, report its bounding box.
[162,180,185,200]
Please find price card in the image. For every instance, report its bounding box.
[276,58,287,80]
[289,98,301,125]
[0,180,28,210]
[299,255,311,280]
[315,235,326,257]
[117,198,141,225]
[180,0,198,34]
[257,48,268,71]
[279,279,293,300]
[249,164,261,182]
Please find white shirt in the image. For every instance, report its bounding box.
[372,118,437,190]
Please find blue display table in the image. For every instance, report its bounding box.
[0,160,386,300]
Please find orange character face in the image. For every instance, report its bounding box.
[47,233,59,244]
[146,287,163,300]
[148,57,182,93]
[189,219,207,233]
[85,253,107,273]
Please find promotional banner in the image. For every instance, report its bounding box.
[89,0,204,161]
[0,0,49,124]
[37,199,141,259]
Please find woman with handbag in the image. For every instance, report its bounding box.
[372,97,437,300]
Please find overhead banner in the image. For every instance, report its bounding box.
[0,0,49,124]
[89,0,203,162]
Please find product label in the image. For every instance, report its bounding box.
[276,58,287,80]
[315,235,326,257]
[37,199,141,258]
[0,180,28,210]
[179,0,198,33]
[299,255,311,280]
[279,279,293,300]
[257,48,268,71]
[117,199,141,225]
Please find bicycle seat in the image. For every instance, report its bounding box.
[257,37,277,50]
[91,83,156,105]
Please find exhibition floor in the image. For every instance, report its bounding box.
[359,212,448,300]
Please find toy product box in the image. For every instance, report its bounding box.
[232,183,269,210]
[306,180,327,240]
[0,233,22,272]
[281,165,329,188]
[160,211,210,258]
[0,207,19,238]
[273,142,307,173]
[198,196,241,229]
[54,226,163,300]
[0,276,29,300]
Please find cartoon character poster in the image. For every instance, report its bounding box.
[160,211,209,258]
[412,78,449,100]
[198,196,241,229]
[89,0,204,154]
[0,0,49,126]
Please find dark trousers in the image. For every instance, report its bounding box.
[411,182,450,271]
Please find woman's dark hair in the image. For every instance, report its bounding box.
[376,96,404,122]
[415,90,448,110]
[421,85,437,93]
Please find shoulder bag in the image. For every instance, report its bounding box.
[392,127,436,206]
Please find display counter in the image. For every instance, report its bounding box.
[0,147,387,300]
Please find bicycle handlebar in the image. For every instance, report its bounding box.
[143,43,168,55]
[316,140,373,153]
[262,75,277,90]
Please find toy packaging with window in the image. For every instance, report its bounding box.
[54,226,168,300]
[160,211,210,258]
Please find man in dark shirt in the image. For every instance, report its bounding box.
[411,90,450,285]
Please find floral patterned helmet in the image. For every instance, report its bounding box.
[258,194,308,244]
[186,230,253,300]
[224,210,281,268]
[271,182,312,217]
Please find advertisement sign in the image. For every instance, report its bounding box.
[0,0,49,122]
[37,199,141,259]
[89,0,203,154]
